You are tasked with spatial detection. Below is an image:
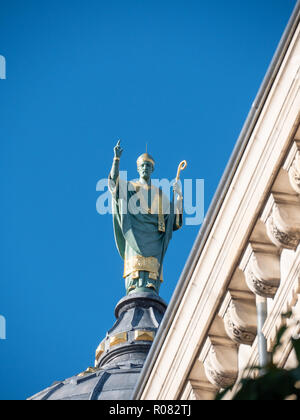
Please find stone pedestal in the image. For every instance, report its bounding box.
[28,292,167,400]
[96,292,167,368]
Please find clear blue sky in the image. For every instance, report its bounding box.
[0,0,297,400]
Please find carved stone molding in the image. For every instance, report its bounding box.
[263,193,300,251]
[245,266,279,298]
[241,242,281,298]
[289,151,300,194]
[266,213,299,250]
[220,290,257,345]
[200,336,238,389]
[204,366,235,390]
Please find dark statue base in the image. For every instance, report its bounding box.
[98,292,167,367]
[28,292,167,400]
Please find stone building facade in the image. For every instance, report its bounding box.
[133,1,300,400]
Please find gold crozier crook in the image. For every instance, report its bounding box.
[176,160,187,182]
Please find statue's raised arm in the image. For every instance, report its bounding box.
[110,139,123,183]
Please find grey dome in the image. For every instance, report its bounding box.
[28,293,167,400]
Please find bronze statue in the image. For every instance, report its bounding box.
[109,140,186,295]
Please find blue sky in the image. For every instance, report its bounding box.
[0,0,297,400]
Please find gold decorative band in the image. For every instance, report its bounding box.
[109,332,127,347]
[95,341,105,362]
[124,255,160,280]
[134,330,155,342]
[78,367,98,377]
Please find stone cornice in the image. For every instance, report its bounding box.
[135,13,300,401]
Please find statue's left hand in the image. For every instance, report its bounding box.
[173,181,182,197]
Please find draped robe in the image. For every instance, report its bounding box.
[108,174,182,289]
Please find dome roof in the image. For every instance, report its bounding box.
[28,363,144,400]
[28,293,167,400]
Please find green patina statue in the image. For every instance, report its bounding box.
[109,140,185,296]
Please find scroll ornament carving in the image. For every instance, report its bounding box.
[267,215,299,250]
[224,303,256,346]
[245,267,279,298]
[265,197,300,251]
[204,364,237,389]
[244,250,280,298]
[203,340,238,389]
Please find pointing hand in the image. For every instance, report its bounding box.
[114,140,123,159]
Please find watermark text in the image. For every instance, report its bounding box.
[0,55,6,79]
[0,315,6,340]
[96,171,204,226]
